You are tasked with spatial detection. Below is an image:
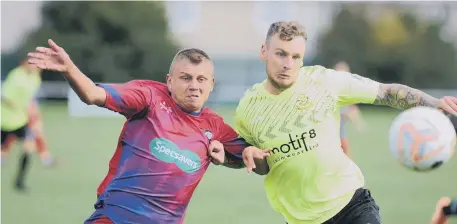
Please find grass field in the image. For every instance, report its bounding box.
[1,102,456,224]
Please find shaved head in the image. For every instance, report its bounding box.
[169,48,212,75]
[166,47,214,114]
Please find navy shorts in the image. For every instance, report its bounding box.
[287,188,381,224]
[1,125,28,146]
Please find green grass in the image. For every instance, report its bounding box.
[1,102,456,224]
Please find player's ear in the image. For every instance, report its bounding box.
[260,44,267,61]
[166,74,172,92]
[210,77,215,92]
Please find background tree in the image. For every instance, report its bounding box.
[312,4,457,89]
[312,5,374,79]
[15,1,179,83]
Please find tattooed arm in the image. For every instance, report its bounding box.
[222,152,245,169]
[332,70,457,115]
[373,83,440,110]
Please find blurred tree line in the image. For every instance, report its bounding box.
[313,4,457,89]
[4,1,178,83]
[2,2,455,89]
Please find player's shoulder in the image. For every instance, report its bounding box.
[201,107,221,119]
[6,67,25,79]
[300,65,328,75]
[245,82,264,95]
[127,79,166,88]
[299,65,345,86]
[238,82,264,104]
[300,65,332,77]
[200,107,227,126]
[4,68,29,87]
[127,80,169,95]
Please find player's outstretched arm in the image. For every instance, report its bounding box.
[373,84,457,116]
[27,39,106,106]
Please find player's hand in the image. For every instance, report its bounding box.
[27,39,73,73]
[431,197,451,224]
[437,96,457,116]
[208,140,225,165]
[242,146,271,173]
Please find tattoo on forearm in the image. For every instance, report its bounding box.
[222,156,245,169]
[373,84,439,109]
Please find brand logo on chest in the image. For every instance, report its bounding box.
[200,129,213,141]
[160,101,172,114]
[294,88,336,123]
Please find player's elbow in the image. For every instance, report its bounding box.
[80,87,106,106]
[80,93,97,105]
[79,94,94,105]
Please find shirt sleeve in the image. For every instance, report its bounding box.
[97,80,153,118]
[234,105,256,147]
[326,69,381,107]
[214,120,250,157]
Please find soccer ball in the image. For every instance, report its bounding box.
[388,107,456,171]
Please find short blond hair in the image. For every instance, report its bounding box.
[266,21,308,43]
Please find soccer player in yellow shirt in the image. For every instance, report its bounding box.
[1,59,42,190]
[2,100,56,167]
[236,21,457,224]
[334,61,365,156]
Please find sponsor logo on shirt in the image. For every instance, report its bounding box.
[149,138,201,173]
[294,80,337,123]
[269,129,319,164]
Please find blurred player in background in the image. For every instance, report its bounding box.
[339,105,364,155]
[430,116,457,224]
[334,61,365,156]
[27,39,255,224]
[1,59,42,190]
[2,100,56,167]
[237,21,457,224]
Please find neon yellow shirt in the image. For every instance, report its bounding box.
[1,67,41,131]
[235,65,380,224]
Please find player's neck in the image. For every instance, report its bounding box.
[170,93,203,116]
[176,102,202,116]
[264,80,290,95]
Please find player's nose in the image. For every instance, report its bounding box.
[282,57,294,70]
[188,82,199,92]
[188,79,199,88]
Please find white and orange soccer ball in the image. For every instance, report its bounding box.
[388,107,456,171]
